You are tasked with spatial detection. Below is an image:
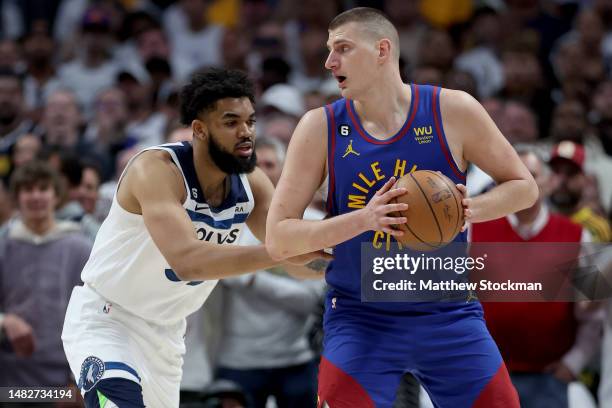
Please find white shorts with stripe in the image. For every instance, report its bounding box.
[62,285,186,408]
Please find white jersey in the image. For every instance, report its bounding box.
[80,142,254,325]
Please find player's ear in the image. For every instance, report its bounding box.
[191,119,208,141]
[377,39,391,62]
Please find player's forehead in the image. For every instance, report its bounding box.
[327,22,363,48]
[210,97,255,118]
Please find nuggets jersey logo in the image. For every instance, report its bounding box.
[324,84,467,305]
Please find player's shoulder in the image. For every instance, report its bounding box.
[122,148,184,198]
[438,87,487,125]
[129,149,178,179]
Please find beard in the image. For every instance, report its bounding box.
[208,132,257,174]
[550,188,581,212]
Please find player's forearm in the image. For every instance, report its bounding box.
[175,244,280,281]
[470,179,538,223]
[267,210,366,260]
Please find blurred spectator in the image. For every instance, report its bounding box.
[454,7,504,99]
[0,39,22,72]
[83,87,134,177]
[502,0,571,78]
[0,161,91,390]
[418,29,456,73]
[239,0,272,29]
[39,89,83,149]
[222,28,250,72]
[555,9,607,87]
[163,0,224,80]
[167,125,193,143]
[117,71,166,148]
[0,68,34,180]
[549,141,611,242]
[500,37,554,137]
[0,0,24,39]
[0,179,14,231]
[11,134,42,170]
[591,79,612,156]
[500,101,538,145]
[550,99,587,144]
[475,149,603,408]
[57,6,123,117]
[290,28,329,93]
[444,69,477,98]
[259,56,292,92]
[95,146,138,222]
[216,138,325,408]
[384,0,427,74]
[411,65,444,87]
[78,161,102,217]
[283,0,339,73]
[481,97,506,126]
[260,84,305,146]
[21,27,61,119]
[53,152,100,241]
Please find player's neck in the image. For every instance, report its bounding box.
[193,149,229,204]
[352,74,410,132]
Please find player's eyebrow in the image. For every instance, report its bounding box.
[326,39,352,51]
[221,112,256,119]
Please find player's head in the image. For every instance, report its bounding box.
[180,68,257,174]
[325,7,400,98]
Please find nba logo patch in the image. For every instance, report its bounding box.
[102,303,112,314]
[79,356,105,391]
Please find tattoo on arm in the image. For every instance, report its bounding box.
[306,259,330,274]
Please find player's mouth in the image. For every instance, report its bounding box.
[335,75,347,88]
[235,141,253,157]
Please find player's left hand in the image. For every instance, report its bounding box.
[545,361,576,383]
[455,184,471,232]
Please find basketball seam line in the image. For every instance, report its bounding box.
[424,170,461,240]
[391,196,439,249]
[410,172,443,245]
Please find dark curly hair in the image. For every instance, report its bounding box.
[179,68,255,125]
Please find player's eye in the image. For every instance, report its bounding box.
[247,119,256,127]
[225,121,237,127]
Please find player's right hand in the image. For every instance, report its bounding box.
[2,313,35,357]
[358,177,408,236]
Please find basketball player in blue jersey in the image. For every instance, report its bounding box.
[267,8,538,408]
[61,68,327,408]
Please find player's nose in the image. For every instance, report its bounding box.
[325,51,338,70]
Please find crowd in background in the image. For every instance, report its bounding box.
[0,0,612,407]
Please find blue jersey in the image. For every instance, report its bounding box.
[318,86,519,407]
[324,84,467,306]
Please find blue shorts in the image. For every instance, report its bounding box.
[84,378,144,407]
[317,292,519,408]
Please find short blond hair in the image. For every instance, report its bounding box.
[329,7,400,62]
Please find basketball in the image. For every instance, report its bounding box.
[391,170,464,251]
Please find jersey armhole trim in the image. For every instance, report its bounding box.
[325,104,337,215]
[432,86,467,181]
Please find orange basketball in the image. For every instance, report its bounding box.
[391,170,464,251]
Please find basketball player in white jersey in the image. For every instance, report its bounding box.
[62,68,326,408]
